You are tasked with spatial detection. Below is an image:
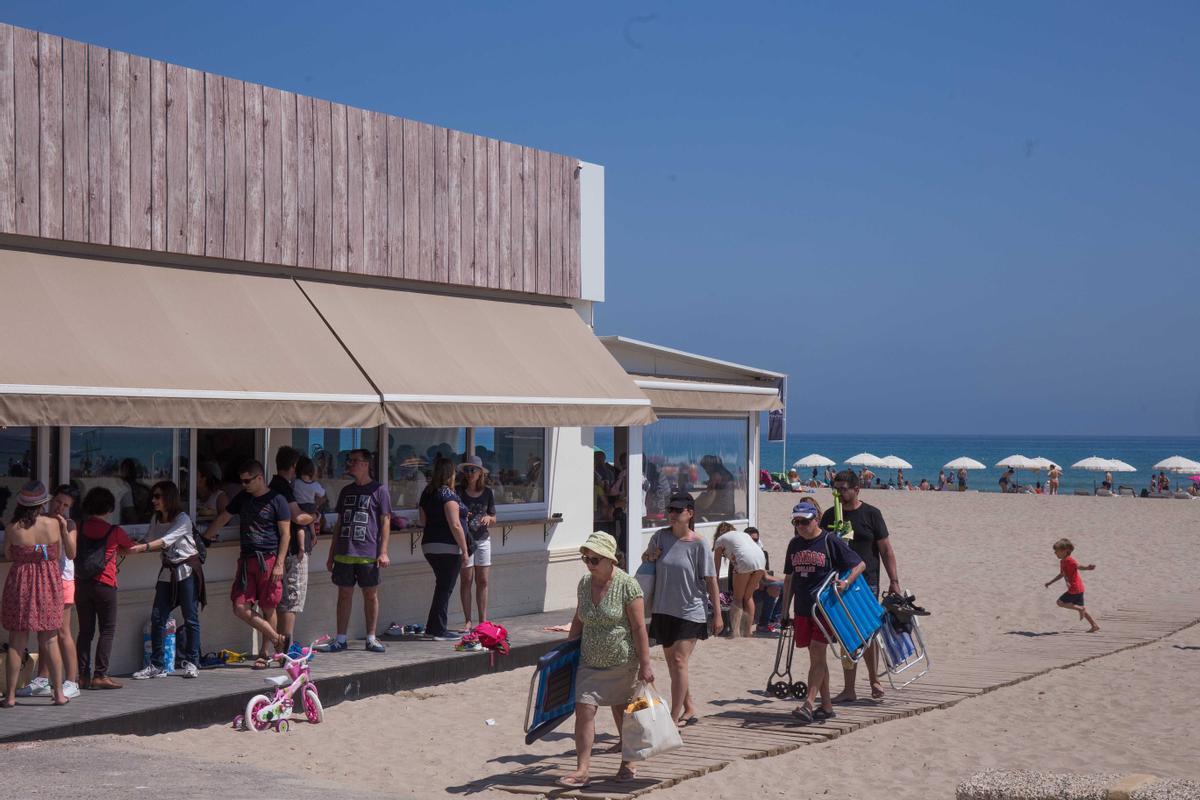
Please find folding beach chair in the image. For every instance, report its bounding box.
[524,638,581,745]
[812,571,886,665]
[878,595,930,689]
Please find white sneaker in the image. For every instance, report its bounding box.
[63,680,81,698]
[178,661,199,679]
[131,664,168,680]
[15,676,50,697]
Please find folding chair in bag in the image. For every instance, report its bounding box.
[879,593,931,689]
[812,571,886,664]
[764,621,808,700]
[524,638,581,744]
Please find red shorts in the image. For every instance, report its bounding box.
[793,616,829,648]
[231,554,283,609]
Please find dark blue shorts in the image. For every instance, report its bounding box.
[1058,592,1085,606]
[332,560,380,588]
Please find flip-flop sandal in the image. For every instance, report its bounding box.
[616,766,637,782]
[251,657,271,670]
[813,708,836,721]
[791,706,815,724]
[556,776,591,789]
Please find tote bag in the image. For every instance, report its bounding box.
[621,682,683,761]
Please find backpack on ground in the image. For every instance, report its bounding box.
[75,524,116,581]
[474,620,509,656]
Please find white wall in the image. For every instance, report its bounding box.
[578,160,605,303]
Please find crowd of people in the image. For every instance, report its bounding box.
[1,445,507,705]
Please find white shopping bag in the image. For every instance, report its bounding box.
[621,682,682,761]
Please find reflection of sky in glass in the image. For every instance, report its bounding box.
[292,428,379,479]
[643,418,748,484]
[70,427,174,479]
[1,426,36,478]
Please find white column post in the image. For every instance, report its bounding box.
[626,425,645,561]
[748,413,759,529]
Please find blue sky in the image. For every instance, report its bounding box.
[9,2,1199,436]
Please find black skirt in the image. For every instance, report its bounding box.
[649,613,709,648]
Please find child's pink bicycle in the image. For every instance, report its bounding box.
[234,637,327,732]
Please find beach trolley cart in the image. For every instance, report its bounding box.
[812,571,886,664]
[524,638,581,745]
[765,622,808,700]
[879,596,930,689]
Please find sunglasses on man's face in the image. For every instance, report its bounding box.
[792,517,813,525]
[833,485,855,493]
[240,476,258,485]
[580,554,603,566]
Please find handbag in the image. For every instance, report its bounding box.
[634,560,656,617]
[621,682,683,761]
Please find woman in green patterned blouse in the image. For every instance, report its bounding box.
[558,531,654,789]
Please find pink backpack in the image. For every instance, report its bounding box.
[474,620,509,656]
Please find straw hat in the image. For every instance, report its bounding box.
[17,480,49,508]
[580,531,619,563]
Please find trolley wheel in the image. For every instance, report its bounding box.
[768,681,791,699]
[789,681,809,700]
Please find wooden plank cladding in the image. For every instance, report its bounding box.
[0,22,582,298]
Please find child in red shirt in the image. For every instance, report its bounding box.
[1045,538,1099,632]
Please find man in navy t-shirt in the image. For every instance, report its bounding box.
[782,500,864,725]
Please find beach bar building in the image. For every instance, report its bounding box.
[0,22,783,674]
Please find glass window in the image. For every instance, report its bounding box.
[642,416,749,527]
[195,429,257,523]
[2,426,39,524]
[386,428,466,509]
[292,428,380,508]
[473,427,545,506]
[69,427,177,527]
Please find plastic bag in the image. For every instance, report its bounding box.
[621,682,682,761]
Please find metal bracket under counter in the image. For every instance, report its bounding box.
[396,516,563,552]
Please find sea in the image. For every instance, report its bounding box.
[594,429,1200,495]
[762,433,1200,495]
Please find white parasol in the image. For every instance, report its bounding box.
[792,453,836,469]
[1106,459,1136,473]
[1071,456,1113,472]
[878,455,913,471]
[1153,456,1200,474]
[996,454,1034,469]
[943,456,986,470]
[845,452,884,468]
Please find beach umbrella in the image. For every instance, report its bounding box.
[944,456,986,470]
[1106,459,1136,473]
[1153,456,1200,474]
[1027,457,1056,471]
[792,453,836,469]
[879,455,913,470]
[1071,456,1112,471]
[845,452,882,467]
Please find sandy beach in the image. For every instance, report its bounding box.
[14,489,1199,799]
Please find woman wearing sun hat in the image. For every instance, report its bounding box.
[2,481,73,707]
[457,455,496,630]
[559,531,653,789]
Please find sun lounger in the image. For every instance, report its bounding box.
[524,638,580,744]
[1096,488,1113,497]
[1118,486,1135,496]
[812,571,886,664]
[1073,488,1091,496]
[879,600,930,689]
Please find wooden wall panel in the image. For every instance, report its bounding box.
[243,82,264,262]
[149,59,166,250]
[184,67,205,256]
[164,64,187,253]
[13,27,39,236]
[401,118,418,280]
[385,115,403,278]
[128,54,152,249]
[0,24,14,234]
[38,33,64,239]
[312,99,332,269]
[87,45,110,244]
[362,110,387,276]
[329,102,348,271]
[3,24,581,297]
[108,49,131,247]
[223,78,246,260]
[279,91,297,266]
[446,129,461,285]
[262,87,283,264]
[417,122,434,282]
[345,107,363,272]
[295,95,315,268]
[433,125,448,284]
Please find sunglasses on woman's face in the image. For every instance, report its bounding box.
[580,555,603,566]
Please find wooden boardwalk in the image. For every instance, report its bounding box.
[478,599,1200,799]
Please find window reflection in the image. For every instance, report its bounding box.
[69,427,175,526]
[292,428,380,509]
[1,426,39,529]
[473,427,545,505]
[642,417,748,527]
[387,428,464,509]
[196,429,257,522]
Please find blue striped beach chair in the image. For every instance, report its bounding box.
[879,601,930,688]
[524,638,580,744]
[812,571,886,664]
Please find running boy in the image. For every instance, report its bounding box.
[781,500,864,724]
[1045,538,1099,632]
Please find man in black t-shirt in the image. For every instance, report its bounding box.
[269,446,318,653]
[820,469,902,701]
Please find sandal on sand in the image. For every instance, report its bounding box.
[675,715,699,728]
[791,706,814,724]
[616,765,637,782]
[556,776,591,789]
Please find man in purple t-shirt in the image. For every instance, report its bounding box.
[321,449,391,653]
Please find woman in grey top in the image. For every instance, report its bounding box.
[641,491,722,727]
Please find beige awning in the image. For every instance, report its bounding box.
[298,280,656,428]
[0,249,383,428]
[631,375,783,413]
